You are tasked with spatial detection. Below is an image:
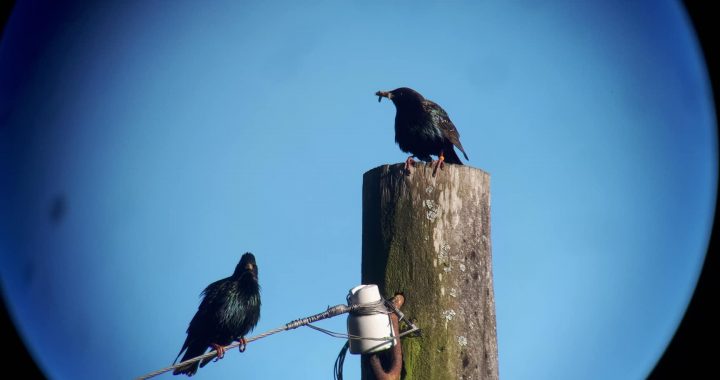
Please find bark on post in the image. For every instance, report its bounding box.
[361,163,498,380]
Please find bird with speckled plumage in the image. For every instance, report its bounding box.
[376,87,469,175]
[173,252,261,376]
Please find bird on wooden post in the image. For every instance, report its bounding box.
[376,87,469,176]
[173,252,261,376]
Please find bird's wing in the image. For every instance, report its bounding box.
[183,278,231,340]
[424,100,469,160]
[198,277,235,317]
[174,277,238,370]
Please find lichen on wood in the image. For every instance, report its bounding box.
[362,163,498,380]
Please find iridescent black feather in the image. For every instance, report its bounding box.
[173,253,261,376]
[376,87,469,164]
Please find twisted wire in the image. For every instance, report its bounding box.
[136,304,352,379]
[137,298,419,379]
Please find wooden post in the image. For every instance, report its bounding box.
[361,163,498,380]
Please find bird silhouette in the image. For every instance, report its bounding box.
[173,253,261,376]
[376,87,468,175]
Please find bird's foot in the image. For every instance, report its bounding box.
[432,153,445,177]
[237,336,247,353]
[211,343,225,361]
[404,156,416,175]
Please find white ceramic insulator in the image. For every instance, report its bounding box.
[347,284,395,354]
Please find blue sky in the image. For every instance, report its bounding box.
[0,1,716,379]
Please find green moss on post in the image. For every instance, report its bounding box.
[362,163,498,380]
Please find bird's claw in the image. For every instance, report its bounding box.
[212,343,225,361]
[237,337,247,353]
[432,154,445,177]
[404,156,416,175]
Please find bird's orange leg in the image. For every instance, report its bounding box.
[432,151,445,177]
[211,343,226,361]
[404,156,416,175]
[237,336,247,353]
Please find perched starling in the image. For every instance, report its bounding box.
[173,253,261,376]
[376,87,469,175]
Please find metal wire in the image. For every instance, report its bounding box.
[136,304,352,379]
[136,298,420,379]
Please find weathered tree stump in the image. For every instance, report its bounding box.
[361,163,498,380]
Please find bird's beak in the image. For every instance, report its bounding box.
[376,90,392,102]
[245,263,254,271]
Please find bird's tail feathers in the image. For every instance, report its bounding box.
[173,347,186,365]
[443,147,465,165]
[172,343,204,376]
[199,355,215,368]
[173,361,200,377]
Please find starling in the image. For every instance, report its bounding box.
[376,87,469,175]
[173,253,261,376]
